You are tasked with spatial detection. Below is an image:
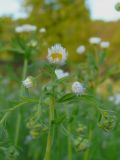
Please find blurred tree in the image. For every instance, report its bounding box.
[23,0,91,60]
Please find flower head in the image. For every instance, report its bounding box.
[27,40,38,48]
[89,37,101,45]
[72,81,85,95]
[15,24,37,33]
[100,41,110,49]
[47,44,68,65]
[76,45,86,54]
[55,69,69,79]
[22,76,33,88]
[39,27,46,33]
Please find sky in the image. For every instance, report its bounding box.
[0,0,120,21]
[87,0,120,21]
[0,0,27,19]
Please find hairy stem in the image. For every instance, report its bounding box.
[83,128,93,160]
[14,58,28,146]
[44,96,55,160]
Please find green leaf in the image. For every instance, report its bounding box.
[58,94,101,108]
[58,93,76,103]
[55,114,66,124]
[6,48,25,54]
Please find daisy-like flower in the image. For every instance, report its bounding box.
[55,69,69,79]
[76,45,86,54]
[89,37,101,45]
[47,44,68,65]
[39,27,46,33]
[100,41,110,49]
[72,81,85,95]
[22,76,33,88]
[15,24,37,33]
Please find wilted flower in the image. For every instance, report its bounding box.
[89,37,101,45]
[72,81,85,95]
[47,44,68,65]
[39,27,46,33]
[100,41,110,49]
[15,24,37,33]
[76,45,86,54]
[55,69,69,79]
[22,76,33,88]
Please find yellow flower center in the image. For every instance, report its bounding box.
[51,52,63,60]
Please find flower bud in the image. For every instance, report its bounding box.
[76,124,87,134]
[74,137,90,152]
[98,113,116,131]
[72,81,85,95]
[22,76,33,88]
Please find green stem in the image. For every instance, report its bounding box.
[14,113,21,146]
[83,128,93,160]
[20,58,28,96]
[44,97,55,160]
[68,125,72,160]
[65,107,72,160]
[14,58,28,146]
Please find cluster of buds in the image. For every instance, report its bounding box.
[76,124,87,134]
[73,124,90,152]
[98,111,116,132]
[74,137,90,152]
[4,146,19,160]
[26,118,48,139]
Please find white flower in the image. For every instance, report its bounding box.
[109,94,120,105]
[100,41,110,48]
[22,76,33,88]
[47,44,68,65]
[55,69,69,79]
[15,24,37,33]
[39,27,46,33]
[89,37,101,45]
[76,45,86,54]
[72,81,85,95]
[27,40,38,47]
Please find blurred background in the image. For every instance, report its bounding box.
[0,1,120,159]
[0,0,120,91]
